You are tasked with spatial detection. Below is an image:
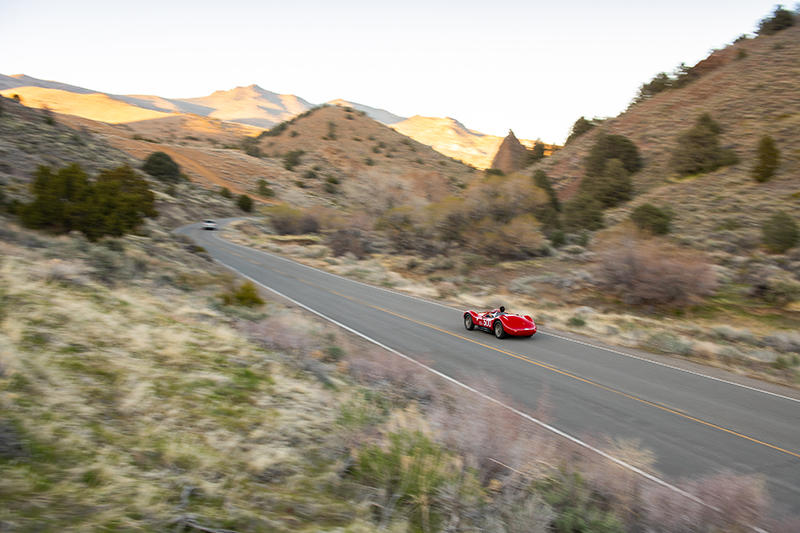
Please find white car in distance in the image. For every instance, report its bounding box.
[202,219,217,230]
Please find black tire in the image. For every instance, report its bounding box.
[494,320,506,339]
[464,314,475,330]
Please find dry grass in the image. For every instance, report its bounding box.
[0,227,373,531]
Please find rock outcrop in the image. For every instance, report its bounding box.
[490,130,529,173]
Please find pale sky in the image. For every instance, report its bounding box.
[0,0,782,143]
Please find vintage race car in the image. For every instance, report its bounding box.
[463,307,536,338]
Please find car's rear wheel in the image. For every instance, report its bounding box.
[464,315,474,330]
[494,320,506,339]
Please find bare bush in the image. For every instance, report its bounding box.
[595,238,717,307]
[327,228,369,259]
[427,377,555,484]
[346,350,438,405]
[243,313,318,355]
[642,471,768,532]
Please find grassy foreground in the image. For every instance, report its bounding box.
[0,219,783,532]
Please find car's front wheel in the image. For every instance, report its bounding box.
[464,315,475,330]
[494,320,506,339]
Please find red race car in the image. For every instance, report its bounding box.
[463,306,536,338]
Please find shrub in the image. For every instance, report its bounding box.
[41,105,55,125]
[533,169,560,212]
[757,5,795,35]
[528,141,546,164]
[579,158,633,208]
[142,152,181,182]
[353,430,468,532]
[20,163,156,241]
[219,186,232,198]
[549,229,566,247]
[468,214,548,259]
[256,179,274,198]
[630,203,673,235]
[364,157,375,166]
[595,239,717,307]
[323,121,337,140]
[327,228,368,258]
[241,136,262,157]
[266,204,320,234]
[761,211,798,253]
[585,134,642,176]
[752,135,780,182]
[567,316,586,327]
[376,206,421,252]
[565,116,601,145]
[633,63,698,104]
[236,194,253,212]
[563,194,604,231]
[282,150,304,171]
[535,470,624,533]
[670,113,738,176]
[221,281,264,307]
[486,168,505,176]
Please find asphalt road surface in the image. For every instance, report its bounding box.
[178,219,800,520]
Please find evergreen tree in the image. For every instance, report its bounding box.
[757,6,795,35]
[752,135,780,182]
[585,134,642,176]
[762,211,798,253]
[670,113,738,176]
[21,164,91,233]
[565,117,596,145]
[20,163,155,240]
[237,194,254,212]
[142,152,181,182]
[580,158,633,209]
[630,203,673,235]
[532,169,561,212]
[563,194,604,231]
[528,141,546,164]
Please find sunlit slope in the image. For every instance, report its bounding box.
[391,115,551,169]
[0,86,173,123]
[180,85,314,128]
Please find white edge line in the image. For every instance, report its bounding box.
[209,226,800,406]
[211,256,769,532]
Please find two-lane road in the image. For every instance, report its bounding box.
[178,220,800,518]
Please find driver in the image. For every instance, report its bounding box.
[490,306,506,317]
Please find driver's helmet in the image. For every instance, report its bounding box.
[499,306,505,314]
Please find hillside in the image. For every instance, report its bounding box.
[180,84,314,128]
[391,115,553,169]
[0,73,96,93]
[250,105,477,213]
[0,86,173,124]
[0,74,556,172]
[0,77,315,130]
[532,24,800,258]
[327,98,405,124]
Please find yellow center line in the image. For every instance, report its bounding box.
[230,249,800,460]
[325,288,800,460]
